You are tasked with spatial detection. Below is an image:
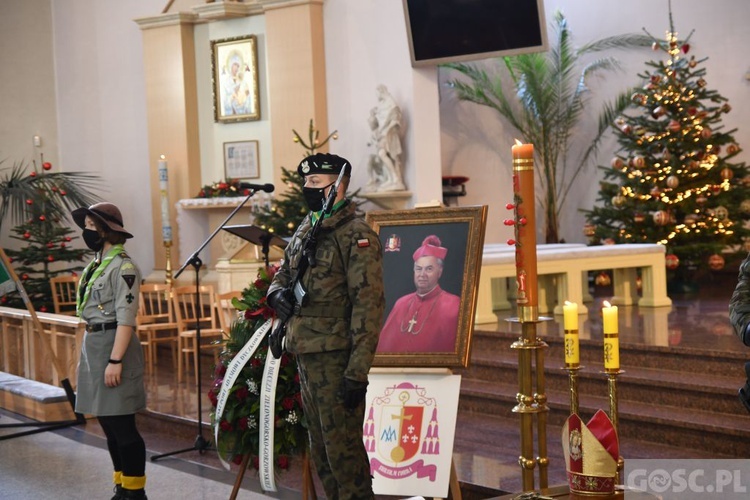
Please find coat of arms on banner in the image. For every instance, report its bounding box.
[364,373,461,498]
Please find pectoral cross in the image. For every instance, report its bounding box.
[407,313,418,333]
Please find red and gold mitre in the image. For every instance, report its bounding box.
[562,409,619,496]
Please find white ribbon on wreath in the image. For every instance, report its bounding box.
[213,318,281,491]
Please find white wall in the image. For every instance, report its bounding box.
[2,0,749,277]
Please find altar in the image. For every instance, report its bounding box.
[174,195,279,291]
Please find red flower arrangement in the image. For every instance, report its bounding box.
[195,178,252,198]
[209,265,307,469]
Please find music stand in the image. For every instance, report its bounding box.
[151,192,263,462]
[223,224,288,267]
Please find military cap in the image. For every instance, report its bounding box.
[297,153,352,178]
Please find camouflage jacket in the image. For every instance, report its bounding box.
[729,252,750,346]
[268,200,385,382]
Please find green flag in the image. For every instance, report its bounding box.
[0,251,18,297]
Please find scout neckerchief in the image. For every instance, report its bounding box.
[76,244,124,317]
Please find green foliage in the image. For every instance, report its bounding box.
[583,15,749,282]
[446,11,651,243]
[0,159,101,311]
[252,166,307,237]
[209,266,306,469]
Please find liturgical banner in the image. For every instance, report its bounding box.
[365,369,461,498]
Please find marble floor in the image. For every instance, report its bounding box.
[3,270,742,499]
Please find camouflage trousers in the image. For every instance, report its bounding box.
[297,350,373,500]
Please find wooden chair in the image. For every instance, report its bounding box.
[172,284,224,385]
[216,290,243,335]
[136,283,178,373]
[49,275,79,316]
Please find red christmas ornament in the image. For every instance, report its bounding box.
[681,43,690,54]
[40,306,48,312]
[21,274,29,280]
[38,215,46,222]
[721,168,734,180]
[700,128,712,139]
[665,254,680,270]
[667,120,680,132]
[687,107,697,116]
[46,242,55,248]
[23,232,31,239]
[505,203,515,210]
[26,199,33,205]
[503,219,514,226]
[47,255,54,262]
[708,254,725,271]
[59,190,67,196]
[519,217,527,225]
[42,162,52,170]
[507,239,516,246]
[60,242,66,248]
[65,236,72,242]
[30,171,37,178]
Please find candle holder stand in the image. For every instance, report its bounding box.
[509,311,551,491]
[565,365,581,416]
[164,240,173,286]
[606,368,625,485]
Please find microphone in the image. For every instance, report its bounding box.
[238,182,275,193]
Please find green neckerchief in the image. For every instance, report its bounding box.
[310,198,347,224]
[76,244,124,317]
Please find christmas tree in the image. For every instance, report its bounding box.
[0,159,100,311]
[252,120,338,237]
[584,11,749,284]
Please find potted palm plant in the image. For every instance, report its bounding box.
[446,11,651,243]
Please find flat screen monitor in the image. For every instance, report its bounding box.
[403,0,548,67]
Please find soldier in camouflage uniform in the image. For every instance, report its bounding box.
[72,202,148,500]
[267,153,385,499]
[730,254,750,346]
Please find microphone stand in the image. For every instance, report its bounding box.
[151,189,263,461]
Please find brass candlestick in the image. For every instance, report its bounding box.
[566,365,581,416]
[164,240,173,286]
[606,368,625,485]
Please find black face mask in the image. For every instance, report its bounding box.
[82,229,104,252]
[302,182,334,212]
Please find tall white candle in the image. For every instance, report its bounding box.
[158,155,172,243]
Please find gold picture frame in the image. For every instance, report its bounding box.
[367,205,488,368]
[211,35,260,123]
[223,140,259,179]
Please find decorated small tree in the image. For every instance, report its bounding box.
[583,10,749,285]
[252,120,337,237]
[0,159,101,311]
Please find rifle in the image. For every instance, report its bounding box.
[268,165,348,358]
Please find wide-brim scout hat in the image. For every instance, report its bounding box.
[297,153,352,178]
[72,202,133,239]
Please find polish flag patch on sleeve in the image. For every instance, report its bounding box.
[357,238,370,248]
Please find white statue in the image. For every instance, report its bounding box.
[366,85,406,192]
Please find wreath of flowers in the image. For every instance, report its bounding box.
[196,178,251,198]
[208,265,307,470]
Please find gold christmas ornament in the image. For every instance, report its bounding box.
[653,210,669,226]
[594,271,611,287]
[666,175,679,188]
[708,254,725,271]
[665,253,680,270]
[721,167,734,180]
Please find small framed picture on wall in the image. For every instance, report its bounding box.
[224,140,260,179]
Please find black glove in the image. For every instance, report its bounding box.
[268,288,294,322]
[341,378,369,410]
[268,324,286,360]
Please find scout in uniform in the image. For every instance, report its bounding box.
[72,202,147,500]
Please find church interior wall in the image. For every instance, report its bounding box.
[0,0,748,278]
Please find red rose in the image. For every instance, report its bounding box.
[215,364,227,377]
[251,358,262,367]
[254,279,265,288]
[235,387,249,401]
[277,455,289,470]
[294,373,300,384]
[294,392,302,406]
[208,390,218,406]
[238,417,249,430]
[220,420,233,432]
[281,397,295,410]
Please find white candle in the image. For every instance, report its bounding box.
[158,155,172,243]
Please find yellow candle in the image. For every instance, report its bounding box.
[563,301,578,330]
[602,301,620,371]
[563,301,579,366]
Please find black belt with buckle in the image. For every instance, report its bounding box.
[87,321,118,332]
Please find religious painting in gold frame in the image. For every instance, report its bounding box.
[211,35,260,123]
[367,205,487,368]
